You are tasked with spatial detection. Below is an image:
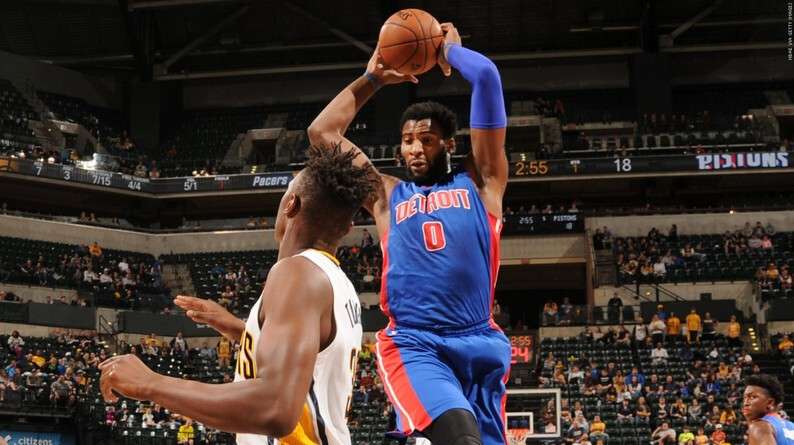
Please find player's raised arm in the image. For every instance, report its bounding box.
[439,23,508,215]
[99,257,333,437]
[307,51,413,214]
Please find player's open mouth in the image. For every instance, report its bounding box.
[410,160,426,168]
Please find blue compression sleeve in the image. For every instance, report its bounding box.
[446,43,507,129]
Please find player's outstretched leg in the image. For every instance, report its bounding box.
[422,408,482,445]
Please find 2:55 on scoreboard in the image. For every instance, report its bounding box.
[512,160,549,176]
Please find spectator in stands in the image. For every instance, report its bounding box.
[170,332,188,358]
[652,343,669,366]
[720,406,737,425]
[653,257,667,278]
[686,309,702,343]
[650,315,666,344]
[89,241,102,260]
[692,427,708,445]
[652,421,676,445]
[778,335,794,354]
[681,243,704,262]
[543,301,558,325]
[617,398,634,422]
[711,424,726,445]
[678,426,694,445]
[767,263,780,281]
[616,325,631,346]
[217,337,231,368]
[636,397,652,423]
[701,312,716,339]
[635,318,649,344]
[589,415,608,442]
[607,293,622,323]
[668,224,678,241]
[666,312,681,340]
[50,375,74,407]
[177,418,195,445]
[761,235,773,250]
[7,330,24,354]
[726,315,742,347]
[559,297,573,324]
[198,342,216,362]
[687,398,703,423]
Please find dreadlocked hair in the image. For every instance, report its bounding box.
[302,144,376,218]
[745,374,785,405]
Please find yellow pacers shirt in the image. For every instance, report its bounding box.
[667,317,681,335]
[178,424,194,443]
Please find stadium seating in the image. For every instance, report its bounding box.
[538,331,749,445]
[613,231,794,286]
[37,91,123,150]
[0,236,169,310]
[164,244,381,318]
[0,79,38,156]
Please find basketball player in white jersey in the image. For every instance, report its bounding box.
[99,146,374,445]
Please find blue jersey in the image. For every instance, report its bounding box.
[762,414,794,445]
[380,169,501,330]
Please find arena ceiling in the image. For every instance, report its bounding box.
[0,0,787,80]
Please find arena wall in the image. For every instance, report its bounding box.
[501,234,586,264]
[588,210,794,236]
[594,282,755,315]
[767,321,794,336]
[5,214,587,260]
[1,214,371,256]
[1,282,78,303]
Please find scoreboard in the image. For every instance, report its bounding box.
[1,152,789,196]
[509,152,790,178]
[509,333,535,365]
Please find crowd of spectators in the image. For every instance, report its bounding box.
[611,221,786,285]
[539,325,756,445]
[0,327,397,444]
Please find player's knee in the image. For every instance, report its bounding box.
[423,408,482,445]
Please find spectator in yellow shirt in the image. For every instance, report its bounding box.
[778,335,794,354]
[678,426,695,445]
[88,241,103,259]
[666,313,681,339]
[686,309,701,343]
[589,415,609,442]
[177,418,194,445]
[694,427,708,445]
[727,315,742,346]
[719,407,737,425]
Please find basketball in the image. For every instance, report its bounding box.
[378,9,444,75]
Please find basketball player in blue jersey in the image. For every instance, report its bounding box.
[744,374,794,445]
[309,22,510,445]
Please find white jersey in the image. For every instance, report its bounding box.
[234,249,362,445]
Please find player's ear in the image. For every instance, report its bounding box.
[284,193,301,217]
[445,137,456,154]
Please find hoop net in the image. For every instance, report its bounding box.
[507,428,530,445]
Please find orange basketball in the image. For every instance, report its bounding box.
[378,9,444,76]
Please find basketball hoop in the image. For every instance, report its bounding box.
[507,428,530,445]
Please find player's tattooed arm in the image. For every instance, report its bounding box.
[100,257,333,436]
